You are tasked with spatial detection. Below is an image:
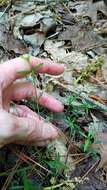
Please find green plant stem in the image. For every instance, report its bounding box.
[43,182,65,190]
[43,180,73,190]
[43,178,81,190]
[31,72,40,116]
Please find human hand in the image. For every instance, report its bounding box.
[0,56,64,148]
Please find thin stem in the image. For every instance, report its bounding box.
[31,71,40,116]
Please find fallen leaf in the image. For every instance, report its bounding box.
[23,32,45,56]
[98,22,107,35]
[94,132,107,183]
[89,116,107,183]
[58,24,105,52]
[0,47,9,63]
[48,137,75,178]
[68,0,107,22]
[0,24,27,54]
[102,56,107,83]
[44,40,88,68]
[88,94,106,104]
[20,13,43,28]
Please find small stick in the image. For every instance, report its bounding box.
[81,160,99,180]
[1,159,21,190]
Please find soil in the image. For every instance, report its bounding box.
[0,0,107,190]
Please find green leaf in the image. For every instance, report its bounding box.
[79,131,87,138]
[22,170,29,190]
[33,63,43,72]
[17,63,43,75]
[17,70,31,75]
[84,139,91,152]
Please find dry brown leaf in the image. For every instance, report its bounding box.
[48,137,75,178]
[88,94,106,104]
[88,115,107,181]
[98,26,107,35]
[0,24,27,55]
[102,56,107,83]
[68,0,107,22]
[44,40,88,67]
[93,132,107,183]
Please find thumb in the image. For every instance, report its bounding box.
[10,106,58,143]
[16,116,58,142]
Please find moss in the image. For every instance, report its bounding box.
[0,0,10,7]
[74,56,105,84]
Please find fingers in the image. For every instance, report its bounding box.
[0,106,58,147]
[0,56,64,89]
[9,104,38,118]
[37,92,64,112]
[0,87,3,109]
[10,105,58,143]
[3,82,64,112]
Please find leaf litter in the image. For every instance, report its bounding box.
[1,0,107,189]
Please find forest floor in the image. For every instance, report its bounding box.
[1,0,107,189]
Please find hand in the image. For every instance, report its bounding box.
[0,56,64,148]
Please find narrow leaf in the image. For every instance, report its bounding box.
[17,70,31,75]
[17,63,43,75]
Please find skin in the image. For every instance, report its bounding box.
[0,56,64,148]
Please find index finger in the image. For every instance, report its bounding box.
[0,55,64,89]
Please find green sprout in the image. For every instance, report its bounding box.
[17,54,43,115]
[79,130,94,153]
[74,56,104,84]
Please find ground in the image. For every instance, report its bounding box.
[0,0,107,189]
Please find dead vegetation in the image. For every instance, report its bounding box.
[1,0,107,190]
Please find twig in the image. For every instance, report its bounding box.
[47,32,59,39]
[79,42,107,52]
[0,1,11,19]
[43,177,87,190]
[81,160,99,180]
[1,159,21,190]
[91,76,107,90]
[43,181,66,190]
[10,147,52,173]
[70,154,89,166]
[63,3,73,16]
[81,93,107,112]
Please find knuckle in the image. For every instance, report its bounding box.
[27,119,43,141]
